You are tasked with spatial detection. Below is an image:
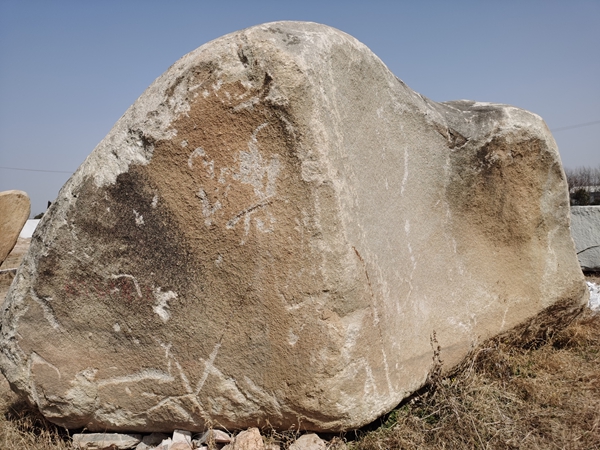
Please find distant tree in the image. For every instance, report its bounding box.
[33,212,44,219]
[571,188,590,206]
[564,164,600,206]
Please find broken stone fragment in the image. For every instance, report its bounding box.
[288,434,327,450]
[198,429,232,444]
[172,429,193,444]
[72,433,142,449]
[0,21,587,433]
[224,428,264,450]
[169,442,194,450]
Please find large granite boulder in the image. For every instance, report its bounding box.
[0,190,30,266]
[570,206,600,271]
[0,22,587,433]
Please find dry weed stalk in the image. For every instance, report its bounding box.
[351,310,600,450]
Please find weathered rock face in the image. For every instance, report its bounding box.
[0,190,30,266]
[570,206,600,271]
[0,22,587,433]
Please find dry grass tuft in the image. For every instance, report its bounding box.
[350,310,600,450]
[0,379,72,449]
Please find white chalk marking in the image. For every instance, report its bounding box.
[152,289,178,322]
[401,147,409,195]
[288,330,299,346]
[97,369,175,387]
[197,189,222,226]
[195,342,222,395]
[188,147,205,169]
[29,290,62,331]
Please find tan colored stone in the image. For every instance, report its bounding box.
[198,429,232,444]
[169,443,193,450]
[0,190,30,266]
[0,22,587,434]
[288,434,326,450]
[264,444,281,450]
[231,428,264,450]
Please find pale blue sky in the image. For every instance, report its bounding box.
[1,0,599,215]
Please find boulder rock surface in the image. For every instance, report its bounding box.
[0,190,30,265]
[570,206,600,271]
[0,22,587,433]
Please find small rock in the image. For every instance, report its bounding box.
[152,437,171,450]
[173,430,193,444]
[135,432,172,450]
[230,428,264,450]
[144,433,171,446]
[170,442,193,450]
[264,443,281,450]
[288,434,326,450]
[73,433,142,450]
[198,429,232,444]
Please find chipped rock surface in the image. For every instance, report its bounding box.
[0,190,30,265]
[570,206,600,271]
[0,22,587,432]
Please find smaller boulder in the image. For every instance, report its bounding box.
[0,190,30,265]
[197,429,232,444]
[72,432,142,449]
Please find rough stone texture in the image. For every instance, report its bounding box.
[172,429,192,444]
[0,190,30,266]
[225,428,264,450]
[288,434,326,450]
[570,206,600,271]
[72,433,142,449]
[0,22,587,433]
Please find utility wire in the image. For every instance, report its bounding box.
[551,120,600,132]
[0,166,73,174]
